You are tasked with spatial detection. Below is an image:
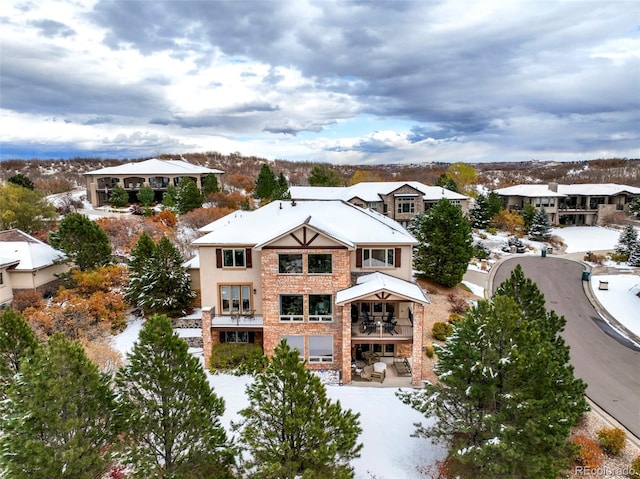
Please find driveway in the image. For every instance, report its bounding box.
[490,256,640,440]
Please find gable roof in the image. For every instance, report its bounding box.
[193,200,417,247]
[335,272,430,305]
[84,158,224,176]
[290,181,469,203]
[0,229,66,270]
[494,183,640,198]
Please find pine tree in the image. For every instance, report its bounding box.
[175,178,203,214]
[469,194,492,229]
[0,308,40,399]
[202,173,220,196]
[7,173,35,190]
[273,171,291,200]
[162,184,177,208]
[109,185,129,207]
[629,196,640,218]
[528,207,552,240]
[124,235,194,315]
[410,198,473,287]
[0,333,117,479]
[254,164,277,200]
[486,191,503,218]
[399,266,588,479]
[628,240,640,266]
[308,164,342,187]
[234,339,362,478]
[116,315,233,478]
[128,232,156,276]
[520,202,537,232]
[435,173,459,192]
[615,224,638,257]
[136,185,155,206]
[49,212,112,271]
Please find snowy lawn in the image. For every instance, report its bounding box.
[591,274,640,339]
[551,226,627,253]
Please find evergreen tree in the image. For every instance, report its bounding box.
[49,212,112,271]
[0,333,117,479]
[615,224,638,257]
[399,267,587,479]
[308,164,342,187]
[469,194,491,229]
[0,183,57,233]
[7,173,35,190]
[629,196,640,218]
[273,171,291,200]
[175,178,203,214]
[628,240,640,267]
[124,235,194,315]
[128,232,156,276]
[520,202,537,232]
[162,184,177,208]
[528,207,552,241]
[202,173,220,196]
[254,164,277,200]
[486,191,503,218]
[234,339,362,478]
[435,173,458,192]
[116,315,233,478]
[109,185,129,207]
[410,198,473,287]
[136,185,155,206]
[0,308,40,399]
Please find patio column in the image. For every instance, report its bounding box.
[341,303,352,384]
[411,303,425,386]
[202,307,213,369]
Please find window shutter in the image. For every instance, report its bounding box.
[395,248,401,268]
[216,248,222,268]
[356,248,362,268]
[245,249,252,268]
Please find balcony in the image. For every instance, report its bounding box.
[351,317,413,339]
[211,311,263,328]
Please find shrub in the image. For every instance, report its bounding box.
[209,342,266,375]
[11,290,44,313]
[583,251,605,265]
[448,313,464,324]
[424,342,435,358]
[596,427,626,456]
[571,434,604,469]
[432,322,453,341]
[630,454,640,479]
[447,293,469,314]
[610,252,628,263]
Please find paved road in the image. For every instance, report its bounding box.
[490,256,640,439]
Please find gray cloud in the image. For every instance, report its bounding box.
[29,19,75,38]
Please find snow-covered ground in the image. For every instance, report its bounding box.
[111,225,639,477]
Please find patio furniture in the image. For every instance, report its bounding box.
[243,310,255,320]
[393,357,412,377]
[362,350,380,365]
[370,363,386,383]
[383,320,398,335]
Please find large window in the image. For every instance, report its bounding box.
[363,248,395,268]
[281,335,304,359]
[279,254,302,274]
[309,336,333,363]
[280,295,304,321]
[308,254,332,274]
[223,249,246,268]
[220,285,251,314]
[309,294,332,322]
[224,331,249,343]
[397,197,415,214]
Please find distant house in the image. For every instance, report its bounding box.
[0,229,69,307]
[494,182,640,226]
[83,158,224,207]
[190,199,430,386]
[290,181,470,229]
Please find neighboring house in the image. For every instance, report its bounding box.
[494,182,640,226]
[83,158,224,207]
[290,181,470,228]
[0,229,69,307]
[191,200,430,386]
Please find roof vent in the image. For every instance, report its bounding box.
[291,200,297,207]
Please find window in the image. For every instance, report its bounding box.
[309,294,332,321]
[363,248,394,268]
[281,335,304,359]
[220,285,251,314]
[223,249,245,267]
[397,197,415,214]
[308,254,332,274]
[309,336,333,363]
[279,254,302,274]
[224,331,249,343]
[0,272,3,285]
[280,295,304,321]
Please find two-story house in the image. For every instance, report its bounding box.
[494,182,640,226]
[192,199,430,385]
[83,158,224,207]
[290,182,470,229]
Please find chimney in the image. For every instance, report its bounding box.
[549,182,558,192]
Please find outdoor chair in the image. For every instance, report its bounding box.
[383,320,398,335]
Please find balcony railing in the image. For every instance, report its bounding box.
[351,321,413,339]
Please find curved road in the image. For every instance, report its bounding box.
[491,256,640,439]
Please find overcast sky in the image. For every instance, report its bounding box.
[1,0,638,164]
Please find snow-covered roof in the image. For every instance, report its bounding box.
[336,272,430,305]
[183,256,200,268]
[85,158,224,176]
[290,181,469,203]
[0,229,66,270]
[198,210,251,232]
[494,183,640,198]
[193,200,417,247]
